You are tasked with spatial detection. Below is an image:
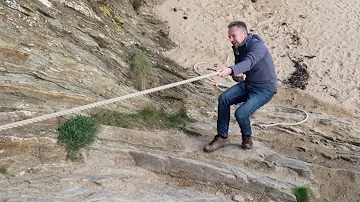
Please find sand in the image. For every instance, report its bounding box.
[153,0,360,111]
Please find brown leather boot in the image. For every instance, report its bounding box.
[242,135,253,149]
[203,135,230,153]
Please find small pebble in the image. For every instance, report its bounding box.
[247,193,254,201]
[231,194,245,202]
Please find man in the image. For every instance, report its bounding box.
[204,21,277,152]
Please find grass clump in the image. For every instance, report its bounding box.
[57,115,98,161]
[293,186,330,202]
[91,107,195,130]
[130,52,154,90]
[0,166,8,175]
[293,186,311,202]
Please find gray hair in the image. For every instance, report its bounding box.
[227,21,248,32]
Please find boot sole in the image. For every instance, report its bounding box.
[203,143,229,153]
[242,144,253,149]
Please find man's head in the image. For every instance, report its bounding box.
[227,21,248,47]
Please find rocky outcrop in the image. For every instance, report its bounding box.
[1,172,224,201]
[0,125,307,201]
[1,117,359,201]
[0,0,214,130]
[129,151,297,201]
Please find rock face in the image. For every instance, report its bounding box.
[0,125,303,201]
[129,151,297,201]
[265,154,312,178]
[0,0,218,200]
[1,116,360,201]
[1,172,224,201]
[0,0,211,128]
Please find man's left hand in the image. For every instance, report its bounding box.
[217,67,232,77]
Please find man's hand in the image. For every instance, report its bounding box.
[217,67,233,77]
[234,73,243,78]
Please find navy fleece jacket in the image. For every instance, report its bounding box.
[230,33,278,93]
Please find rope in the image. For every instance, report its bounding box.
[0,72,218,132]
[0,61,309,131]
[193,61,232,90]
[193,62,308,128]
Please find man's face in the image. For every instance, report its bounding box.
[228,26,247,47]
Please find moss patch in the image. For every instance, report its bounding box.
[130,52,156,90]
[91,107,195,130]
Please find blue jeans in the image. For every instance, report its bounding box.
[217,82,274,137]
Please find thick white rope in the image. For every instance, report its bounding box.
[193,62,308,127]
[0,62,308,132]
[0,72,218,132]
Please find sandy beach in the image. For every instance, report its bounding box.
[154,0,360,111]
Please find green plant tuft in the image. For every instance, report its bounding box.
[0,166,8,175]
[292,186,330,202]
[130,52,154,90]
[293,186,311,202]
[91,107,196,130]
[57,115,98,161]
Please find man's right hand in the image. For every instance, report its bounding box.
[217,67,233,77]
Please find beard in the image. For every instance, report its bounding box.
[234,37,247,48]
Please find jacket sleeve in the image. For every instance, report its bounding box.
[230,40,267,75]
[231,74,244,82]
